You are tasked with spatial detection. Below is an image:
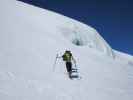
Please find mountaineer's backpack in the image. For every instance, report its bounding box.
[62,51,72,62]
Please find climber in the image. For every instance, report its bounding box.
[62,50,76,75]
[56,50,75,73]
[54,50,79,79]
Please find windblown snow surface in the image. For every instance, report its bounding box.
[0,0,133,100]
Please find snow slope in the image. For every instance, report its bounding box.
[0,0,133,100]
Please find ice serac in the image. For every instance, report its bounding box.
[0,0,133,100]
[59,20,114,58]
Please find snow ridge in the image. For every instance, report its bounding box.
[19,0,115,58]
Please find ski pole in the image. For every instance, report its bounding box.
[53,54,59,71]
[73,59,77,69]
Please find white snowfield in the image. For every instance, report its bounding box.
[0,0,133,100]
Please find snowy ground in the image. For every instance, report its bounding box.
[0,0,133,100]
